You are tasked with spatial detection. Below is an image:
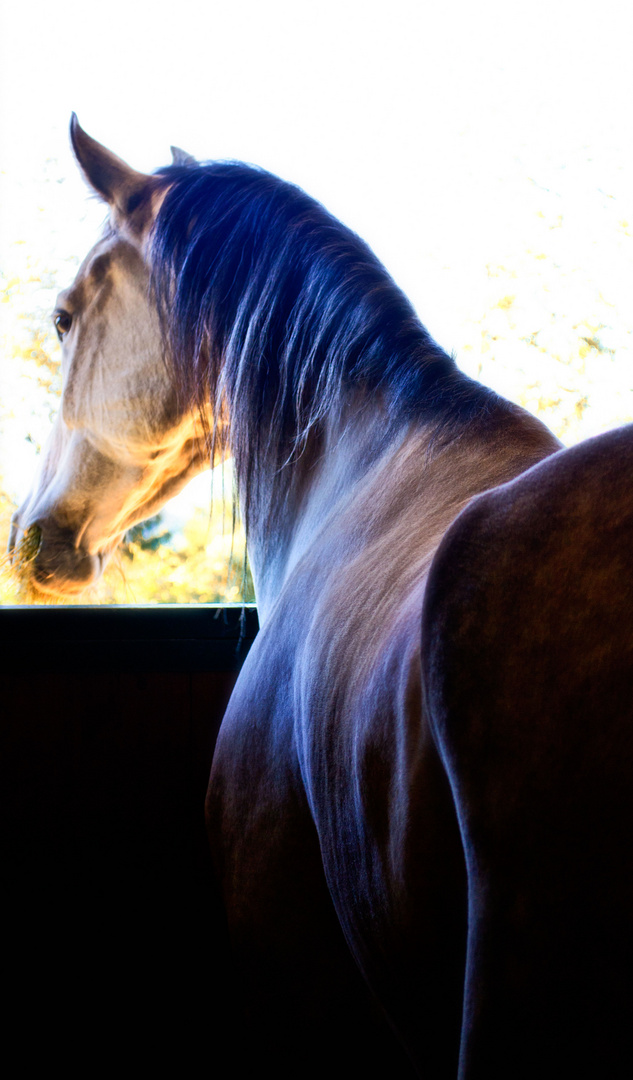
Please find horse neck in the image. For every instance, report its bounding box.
[243,395,423,621]
[242,389,561,623]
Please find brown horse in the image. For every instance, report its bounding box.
[12,118,631,1076]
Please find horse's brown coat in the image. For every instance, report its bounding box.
[423,424,633,1077]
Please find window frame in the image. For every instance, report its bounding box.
[0,603,259,674]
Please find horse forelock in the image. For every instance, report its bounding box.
[149,161,491,525]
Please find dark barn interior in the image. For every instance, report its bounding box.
[2,605,258,1071]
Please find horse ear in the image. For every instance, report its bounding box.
[69,113,150,211]
[170,145,196,167]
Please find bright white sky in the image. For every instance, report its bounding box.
[1,0,632,506]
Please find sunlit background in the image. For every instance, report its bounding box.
[1,0,631,602]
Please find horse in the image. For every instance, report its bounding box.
[11,117,632,1076]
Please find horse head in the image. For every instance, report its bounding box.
[10,118,210,597]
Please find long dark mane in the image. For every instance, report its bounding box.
[150,161,493,518]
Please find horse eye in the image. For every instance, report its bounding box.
[54,311,72,340]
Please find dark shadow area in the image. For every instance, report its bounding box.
[2,606,257,1073]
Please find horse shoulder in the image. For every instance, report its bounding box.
[288,410,558,962]
[422,423,633,1078]
[207,608,421,1075]
[289,547,467,1074]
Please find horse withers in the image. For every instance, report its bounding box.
[12,117,629,1076]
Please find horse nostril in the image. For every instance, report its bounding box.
[11,523,43,572]
[21,523,43,561]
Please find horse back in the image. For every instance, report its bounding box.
[423,423,633,1078]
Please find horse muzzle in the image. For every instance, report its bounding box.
[9,511,103,597]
